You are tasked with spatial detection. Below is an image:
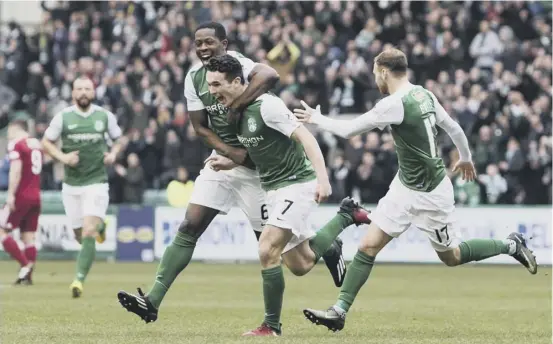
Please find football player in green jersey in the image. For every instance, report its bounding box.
[294,48,538,332]
[117,22,351,325]
[202,55,371,336]
[42,76,123,298]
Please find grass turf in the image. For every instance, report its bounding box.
[0,261,550,344]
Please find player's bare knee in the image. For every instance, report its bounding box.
[82,224,97,238]
[21,232,35,245]
[0,227,7,239]
[358,235,385,256]
[282,254,311,276]
[358,223,392,257]
[282,241,315,276]
[258,241,281,267]
[358,244,381,257]
[178,219,206,240]
[287,262,310,276]
[437,248,461,267]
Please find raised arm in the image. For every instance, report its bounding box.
[229,63,280,113]
[294,97,404,139]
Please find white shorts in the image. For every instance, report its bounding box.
[371,174,459,252]
[61,183,110,229]
[265,179,318,253]
[189,164,266,232]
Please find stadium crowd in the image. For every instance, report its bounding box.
[0,1,551,205]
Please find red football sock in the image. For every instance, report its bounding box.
[2,236,28,267]
[24,244,37,264]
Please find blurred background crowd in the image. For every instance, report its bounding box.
[0,1,550,206]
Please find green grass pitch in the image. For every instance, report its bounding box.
[0,261,550,344]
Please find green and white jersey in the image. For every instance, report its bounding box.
[390,85,446,191]
[312,83,456,192]
[44,104,122,186]
[184,50,257,169]
[236,94,315,191]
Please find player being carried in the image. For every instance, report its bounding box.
[0,120,42,285]
[42,76,123,298]
[293,48,538,332]
[202,55,371,336]
[117,22,348,324]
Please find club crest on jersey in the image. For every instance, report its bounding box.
[95,120,104,132]
[248,118,257,132]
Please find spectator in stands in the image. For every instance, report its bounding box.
[478,164,508,204]
[1,1,550,206]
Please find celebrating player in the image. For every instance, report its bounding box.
[0,120,42,285]
[201,54,371,336]
[42,76,123,298]
[117,22,348,324]
[293,48,538,332]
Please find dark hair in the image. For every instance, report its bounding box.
[375,48,408,75]
[205,55,244,84]
[9,119,28,131]
[195,21,227,41]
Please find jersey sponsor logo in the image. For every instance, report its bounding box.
[206,103,227,115]
[95,120,104,132]
[68,124,78,130]
[247,118,257,132]
[67,132,104,142]
[237,135,264,147]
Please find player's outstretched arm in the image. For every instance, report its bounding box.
[291,125,332,203]
[228,64,279,114]
[294,98,402,139]
[189,109,248,165]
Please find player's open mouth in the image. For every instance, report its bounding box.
[200,53,212,60]
[216,95,225,103]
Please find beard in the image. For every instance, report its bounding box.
[377,82,389,95]
[76,97,92,109]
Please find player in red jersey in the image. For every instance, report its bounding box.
[0,120,42,285]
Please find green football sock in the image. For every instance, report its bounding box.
[309,213,353,262]
[459,239,511,264]
[75,237,96,282]
[147,231,197,309]
[262,265,285,330]
[335,250,375,312]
